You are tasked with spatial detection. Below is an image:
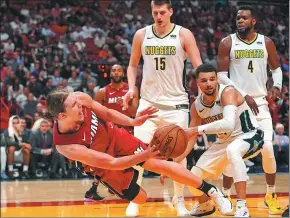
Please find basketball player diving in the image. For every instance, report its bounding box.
[217,5,282,215]
[123,0,202,215]
[46,89,233,216]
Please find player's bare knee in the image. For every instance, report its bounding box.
[8,146,15,153]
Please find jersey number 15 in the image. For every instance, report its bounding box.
[154,57,166,70]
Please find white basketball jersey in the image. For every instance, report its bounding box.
[229,33,268,104]
[141,24,188,106]
[195,84,258,142]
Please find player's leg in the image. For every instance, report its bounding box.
[162,109,190,215]
[188,141,232,216]
[257,107,281,214]
[116,120,156,217]
[97,168,147,217]
[222,165,234,198]
[142,157,233,216]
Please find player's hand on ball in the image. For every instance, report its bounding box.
[145,144,162,159]
[131,106,158,126]
[245,95,259,115]
[122,89,134,110]
[160,174,168,185]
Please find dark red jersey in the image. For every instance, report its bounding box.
[104,83,130,117]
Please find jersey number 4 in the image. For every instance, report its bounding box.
[248,60,254,73]
[154,57,166,70]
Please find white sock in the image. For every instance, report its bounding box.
[267,185,275,194]
[236,199,247,208]
[173,158,186,198]
[8,165,13,172]
[222,187,231,196]
[23,165,28,172]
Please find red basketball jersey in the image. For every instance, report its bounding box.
[53,107,117,174]
[104,83,130,117]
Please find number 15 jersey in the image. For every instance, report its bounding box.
[141,24,188,106]
[229,33,268,103]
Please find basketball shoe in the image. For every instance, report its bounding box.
[189,200,216,216]
[172,196,189,216]
[207,187,233,215]
[264,193,282,214]
[84,182,104,201]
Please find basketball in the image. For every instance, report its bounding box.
[150,124,188,158]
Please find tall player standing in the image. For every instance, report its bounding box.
[84,64,139,202]
[123,0,202,216]
[217,5,282,215]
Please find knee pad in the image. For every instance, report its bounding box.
[226,147,248,183]
[261,141,276,174]
[188,166,205,197]
[261,141,275,158]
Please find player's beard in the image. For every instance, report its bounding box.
[237,25,252,38]
[111,76,123,83]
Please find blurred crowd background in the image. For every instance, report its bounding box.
[0,0,288,180]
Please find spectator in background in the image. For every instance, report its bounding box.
[43,78,55,96]
[274,123,289,165]
[51,69,63,87]
[94,31,106,48]
[79,69,97,92]
[7,78,24,103]
[86,82,96,98]
[3,116,31,179]
[68,70,82,91]
[30,119,67,178]
[23,93,37,128]
[60,79,74,92]
[28,75,43,98]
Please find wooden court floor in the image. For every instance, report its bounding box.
[1,174,289,217]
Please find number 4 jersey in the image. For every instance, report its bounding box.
[141,24,188,106]
[229,33,268,105]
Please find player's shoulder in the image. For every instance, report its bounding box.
[220,35,232,45]
[179,26,193,35]
[134,27,147,37]
[97,86,106,93]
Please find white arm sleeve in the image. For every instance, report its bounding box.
[198,105,237,134]
[271,67,283,91]
[218,72,248,97]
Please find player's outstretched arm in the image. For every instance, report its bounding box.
[56,144,161,170]
[123,28,145,109]
[173,103,202,163]
[181,28,202,69]
[75,91,157,126]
